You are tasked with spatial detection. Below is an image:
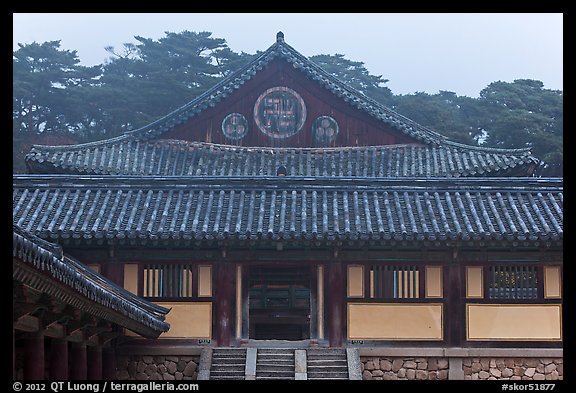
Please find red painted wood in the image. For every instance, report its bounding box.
[214,263,234,346]
[87,346,102,380]
[327,262,344,347]
[162,58,417,148]
[23,333,44,380]
[49,339,69,380]
[102,347,117,380]
[69,343,87,380]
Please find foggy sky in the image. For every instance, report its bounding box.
[12,13,563,98]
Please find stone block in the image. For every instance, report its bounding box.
[490,368,502,378]
[183,362,197,377]
[142,356,153,364]
[471,362,482,373]
[380,359,392,371]
[511,376,521,380]
[153,356,165,364]
[556,363,563,375]
[525,368,536,377]
[437,358,448,370]
[462,358,472,367]
[166,356,179,362]
[175,372,183,380]
[524,359,539,368]
[362,370,373,380]
[495,359,506,369]
[502,368,514,378]
[536,364,545,374]
[489,359,497,368]
[117,370,130,380]
[383,371,397,380]
[463,366,472,375]
[550,371,559,380]
[514,367,524,376]
[137,361,146,373]
[428,358,438,370]
[145,364,157,376]
[149,372,162,380]
[365,360,375,371]
[166,361,177,374]
[177,360,186,372]
[479,370,490,379]
[533,373,545,380]
[404,360,417,369]
[406,369,416,379]
[541,358,554,365]
[437,370,448,380]
[135,372,148,380]
[397,368,406,378]
[392,359,404,372]
[416,370,427,380]
[544,363,556,374]
[428,371,437,380]
[372,370,384,377]
[163,373,175,380]
[417,361,428,370]
[158,365,167,374]
[505,359,515,368]
[480,358,490,371]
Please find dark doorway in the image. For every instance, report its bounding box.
[248,266,311,340]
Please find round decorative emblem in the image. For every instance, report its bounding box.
[221,113,248,140]
[313,116,339,145]
[253,86,307,138]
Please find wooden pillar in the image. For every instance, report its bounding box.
[23,332,44,380]
[215,262,234,346]
[327,262,344,347]
[69,343,87,380]
[87,346,102,380]
[446,250,464,346]
[49,339,69,380]
[102,347,117,380]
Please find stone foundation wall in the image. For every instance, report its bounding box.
[463,358,563,381]
[360,357,449,380]
[116,355,200,380]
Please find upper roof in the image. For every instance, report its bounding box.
[13,224,170,337]
[25,32,539,178]
[13,175,563,246]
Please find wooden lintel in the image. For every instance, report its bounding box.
[14,315,40,332]
[44,322,66,339]
[99,331,120,344]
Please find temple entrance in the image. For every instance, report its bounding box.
[248,265,311,340]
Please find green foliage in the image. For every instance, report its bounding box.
[13,32,562,177]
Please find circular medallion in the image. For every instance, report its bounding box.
[253,86,307,138]
[221,113,248,140]
[313,116,339,145]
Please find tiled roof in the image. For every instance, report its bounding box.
[13,224,170,337]
[13,175,563,245]
[24,33,540,178]
[26,139,539,178]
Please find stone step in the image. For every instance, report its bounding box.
[210,364,245,371]
[209,371,245,378]
[307,354,347,360]
[308,371,349,377]
[256,363,295,370]
[258,348,295,354]
[308,359,348,366]
[256,376,296,380]
[210,375,245,380]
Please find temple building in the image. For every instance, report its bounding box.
[13,32,562,381]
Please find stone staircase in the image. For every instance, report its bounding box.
[307,348,349,380]
[202,347,361,380]
[256,348,295,380]
[208,348,247,380]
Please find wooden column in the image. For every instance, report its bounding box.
[102,347,117,380]
[87,346,102,380]
[69,343,87,380]
[23,332,44,380]
[446,250,464,346]
[327,262,344,347]
[215,262,235,346]
[49,339,68,380]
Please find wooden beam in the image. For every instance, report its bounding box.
[14,315,40,332]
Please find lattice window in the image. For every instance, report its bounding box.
[143,264,194,298]
[370,265,420,299]
[488,265,538,299]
